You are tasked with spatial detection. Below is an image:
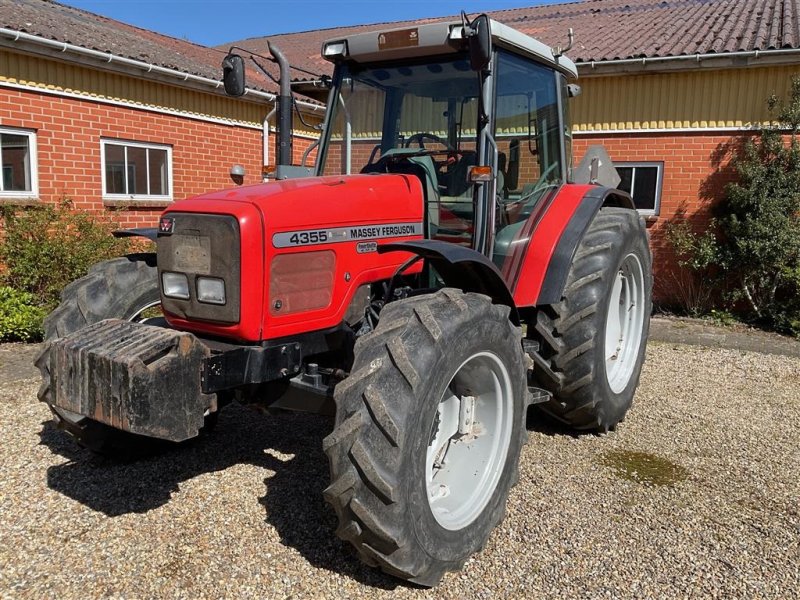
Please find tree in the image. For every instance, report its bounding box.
[715,76,800,332]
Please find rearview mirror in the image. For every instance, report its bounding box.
[467,14,492,71]
[222,54,246,97]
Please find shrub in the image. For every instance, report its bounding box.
[0,200,131,311]
[715,77,800,334]
[0,286,45,342]
[663,218,721,317]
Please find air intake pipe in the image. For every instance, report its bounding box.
[268,42,293,167]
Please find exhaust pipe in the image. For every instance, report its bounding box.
[268,41,293,167]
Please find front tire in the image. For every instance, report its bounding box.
[324,289,527,586]
[532,208,652,431]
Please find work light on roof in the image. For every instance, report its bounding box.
[323,41,348,58]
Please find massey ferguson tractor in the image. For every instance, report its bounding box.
[37,15,652,586]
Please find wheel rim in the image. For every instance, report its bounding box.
[426,351,514,531]
[129,300,163,324]
[604,252,646,394]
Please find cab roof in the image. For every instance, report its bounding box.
[322,18,578,79]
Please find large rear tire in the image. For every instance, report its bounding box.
[35,254,203,458]
[324,289,527,586]
[532,208,652,431]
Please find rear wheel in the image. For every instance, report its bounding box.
[36,254,215,458]
[532,208,652,431]
[324,289,527,586]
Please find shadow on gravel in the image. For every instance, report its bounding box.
[39,404,399,590]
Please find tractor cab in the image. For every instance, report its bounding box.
[316,17,577,271]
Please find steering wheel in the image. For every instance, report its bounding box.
[404,132,456,152]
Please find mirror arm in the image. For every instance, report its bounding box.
[227,45,327,81]
[249,56,279,85]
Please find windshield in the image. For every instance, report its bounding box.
[319,57,480,173]
[318,57,481,245]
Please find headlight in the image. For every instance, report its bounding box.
[197,277,226,305]
[161,272,190,300]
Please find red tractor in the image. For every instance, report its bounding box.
[37,15,652,586]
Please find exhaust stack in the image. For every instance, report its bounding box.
[269,42,293,167]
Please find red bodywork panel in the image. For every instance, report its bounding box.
[506,183,596,308]
[161,174,424,342]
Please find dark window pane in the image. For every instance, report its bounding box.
[632,166,658,211]
[127,146,147,196]
[148,148,168,195]
[1,133,31,192]
[616,166,633,194]
[104,143,126,194]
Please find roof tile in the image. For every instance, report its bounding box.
[0,0,797,92]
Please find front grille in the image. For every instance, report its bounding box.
[157,212,241,324]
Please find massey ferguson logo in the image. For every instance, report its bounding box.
[159,216,175,235]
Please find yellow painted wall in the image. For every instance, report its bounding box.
[572,64,800,131]
[2,48,796,135]
[0,49,322,134]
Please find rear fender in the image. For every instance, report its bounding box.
[518,185,634,306]
[378,240,520,325]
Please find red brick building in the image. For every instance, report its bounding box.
[0,0,322,229]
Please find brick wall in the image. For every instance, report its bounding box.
[0,87,315,228]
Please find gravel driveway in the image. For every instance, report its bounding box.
[0,339,798,598]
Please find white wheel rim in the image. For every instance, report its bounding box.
[129,300,162,324]
[604,253,646,394]
[425,351,514,530]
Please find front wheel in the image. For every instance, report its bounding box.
[532,207,652,431]
[324,289,528,586]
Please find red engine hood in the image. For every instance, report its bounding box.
[163,173,425,341]
[168,173,424,229]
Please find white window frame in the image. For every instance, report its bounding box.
[615,161,664,216]
[101,139,173,201]
[0,126,38,199]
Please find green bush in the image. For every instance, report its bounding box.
[716,77,800,334]
[0,286,45,342]
[663,219,721,317]
[0,200,131,311]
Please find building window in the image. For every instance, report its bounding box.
[101,139,172,200]
[616,162,663,215]
[0,127,37,198]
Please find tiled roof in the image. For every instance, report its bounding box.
[225,0,800,76]
[0,0,277,92]
[1,0,797,92]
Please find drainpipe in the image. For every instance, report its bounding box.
[262,105,276,180]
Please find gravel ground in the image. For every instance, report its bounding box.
[0,340,798,598]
